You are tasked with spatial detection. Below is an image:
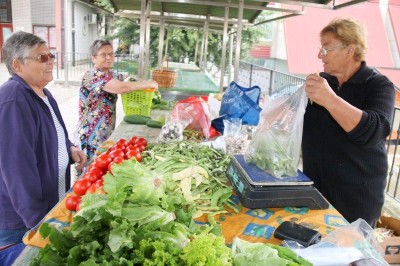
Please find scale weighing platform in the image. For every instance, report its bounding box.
[226,155,330,210]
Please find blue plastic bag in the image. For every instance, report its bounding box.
[214,81,262,133]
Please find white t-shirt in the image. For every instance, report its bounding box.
[42,96,69,200]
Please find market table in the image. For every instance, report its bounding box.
[14,112,348,264]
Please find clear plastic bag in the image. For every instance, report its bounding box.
[157,111,192,143]
[223,118,247,155]
[245,86,307,178]
[283,219,388,266]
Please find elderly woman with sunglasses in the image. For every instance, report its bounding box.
[302,18,395,227]
[76,39,158,161]
[0,32,87,250]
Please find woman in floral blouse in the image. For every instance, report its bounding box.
[77,39,158,161]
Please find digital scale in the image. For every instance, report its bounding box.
[226,155,330,209]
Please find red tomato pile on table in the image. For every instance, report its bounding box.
[65,136,148,212]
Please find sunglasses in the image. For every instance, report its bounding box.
[24,53,56,63]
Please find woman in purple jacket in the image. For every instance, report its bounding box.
[0,32,87,251]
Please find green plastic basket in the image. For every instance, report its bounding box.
[122,89,155,116]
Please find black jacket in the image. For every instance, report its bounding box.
[302,61,395,225]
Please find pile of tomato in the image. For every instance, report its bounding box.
[65,136,148,212]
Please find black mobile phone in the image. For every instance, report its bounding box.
[274,221,321,247]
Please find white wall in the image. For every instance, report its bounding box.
[73,2,100,55]
[11,0,32,32]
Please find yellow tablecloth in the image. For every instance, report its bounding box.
[23,189,346,249]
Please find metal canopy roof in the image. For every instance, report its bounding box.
[109,0,368,32]
[105,0,368,87]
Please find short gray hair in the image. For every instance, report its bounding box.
[90,39,112,57]
[2,31,46,75]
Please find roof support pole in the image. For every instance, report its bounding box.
[164,30,169,59]
[138,0,150,79]
[233,0,244,82]
[138,0,147,79]
[199,23,205,70]
[202,16,210,72]
[157,13,165,68]
[194,29,199,65]
[228,31,234,84]
[219,4,229,92]
[144,0,151,79]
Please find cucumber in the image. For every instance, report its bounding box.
[146,120,164,128]
[123,115,151,124]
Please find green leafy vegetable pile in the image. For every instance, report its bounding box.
[30,142,312,266]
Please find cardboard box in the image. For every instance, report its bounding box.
[377,215,400,264]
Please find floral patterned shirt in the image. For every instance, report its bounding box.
[77,67,123,160]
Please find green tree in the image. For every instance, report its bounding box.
[92,0,264,71]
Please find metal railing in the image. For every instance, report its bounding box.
[238,61,305,97]
[54,52,140,82]
[386,107,400,201]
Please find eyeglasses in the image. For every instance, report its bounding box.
[24,53,56,63]
[318,45,347,56]
[95,53,115,59]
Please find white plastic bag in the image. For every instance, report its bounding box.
[284,219,388,266]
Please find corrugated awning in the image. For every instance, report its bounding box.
[107,0,371,32]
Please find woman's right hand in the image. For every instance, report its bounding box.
[144,80,159,90]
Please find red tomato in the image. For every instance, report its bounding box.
[94,178,104,188]
[82,172,99,183]
[113,156,125,164]
[95,153,112,170]
[87,166,104,180]
[136,138,148,147]
[108,149,125,160]
[86,183,97,194]
[125,150,142,162]
[108,156,125,174]
[136,144,146,152]
[129,136,138,145]
[76,201,82,212]
[65,195,81,211]
[108,144,126,153]
[73,179,92,196]
[86,163,98,172]
[125,145,140,154]
[116,138,129,147]
[86,178,104,194]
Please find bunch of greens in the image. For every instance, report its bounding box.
[30,158,234,265]
[152,90,175,110]
[231,237,312,266]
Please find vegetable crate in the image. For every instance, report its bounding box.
[122,89,155,116]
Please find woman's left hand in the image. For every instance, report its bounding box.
[70,146,87,171]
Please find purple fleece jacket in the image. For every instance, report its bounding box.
[0,74,73,230]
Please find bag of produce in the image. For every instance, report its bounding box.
[215,81,262,135]
[244,85,307,178]
[172,96,212,140]
[157,112,192,143]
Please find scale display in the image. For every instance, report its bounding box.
[226,155,330,210]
